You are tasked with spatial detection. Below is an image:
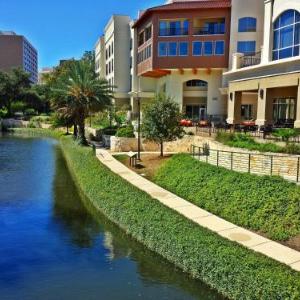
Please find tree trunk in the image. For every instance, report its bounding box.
[73,123,78,137]
[160,141,164,157]
[66,126,69,135]
[78,117,88,146]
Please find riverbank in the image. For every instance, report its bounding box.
[7,129,300,299]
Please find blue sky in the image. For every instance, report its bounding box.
[0,0,164,70]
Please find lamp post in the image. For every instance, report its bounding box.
[137,94,141,161]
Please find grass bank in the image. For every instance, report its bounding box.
[154,154,300,241]
[216,132,300,155]
[59,136,300,299]
[9,128,64,139]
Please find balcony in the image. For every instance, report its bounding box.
[159,27,189,37]
[241,52,261,68]
[193,26,225,36]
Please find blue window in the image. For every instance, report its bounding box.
[168,42,177,56]
[215,41,225,55]
[238,17,257,32]
[273,10,300,60]
[204,41,213,55]
[193,41,202,56]
[158,42,167,56]
[237,41,256,55]
[179,42,188,56]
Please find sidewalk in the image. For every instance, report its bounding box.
[96,149,300,272]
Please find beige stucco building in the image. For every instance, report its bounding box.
[94,15,132,109]
[224,0,300,128]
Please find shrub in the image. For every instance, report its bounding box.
[59,137,300,299]
[116,125,135,138]
[24,108,36,116]
[154,154,300,241]
[283,143,300,155]
[273,128,300,142]
[102,126,118,136]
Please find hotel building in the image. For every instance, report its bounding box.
[95,15,132,109]
[94,0,300,128]
[0,31,38,83]
[224,0,300,128]
[131,0,231,122]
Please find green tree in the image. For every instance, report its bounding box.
[142,94,184,157]
[51,59,113,145]
[0,68,31,116]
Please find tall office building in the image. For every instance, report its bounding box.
[0,31,38,83]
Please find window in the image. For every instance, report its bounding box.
[204,20,225,35]
[138,31,145,46]
[145,26,152,41]
[273,10,300,60]
[193,41,202,56]
[186,80,207,87]
[204,41,213,55]
[273,98,295,123]
[237,41,256,55]
[179,42,188,56]
[186,105,206,121]
[159,19,189,36]
[158,42,168,56]
[238,17,257,32]
[215,41,225,55]
[168,42,177,56]
[241,105,253,120]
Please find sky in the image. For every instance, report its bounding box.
[0,0,164,70]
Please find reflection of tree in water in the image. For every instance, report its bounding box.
[52,148,102,248]
[52,147,224,299]
[82,197,225,300]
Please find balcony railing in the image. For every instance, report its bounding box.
[159,28,189,36]
[193,26,225,36]
[241,52,261,68]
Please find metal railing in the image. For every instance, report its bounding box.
[159,28,189,36]
[241,52,261,68]
[193,26,225,35]
[191,145,300,183]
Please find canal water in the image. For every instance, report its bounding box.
[0,136,224,300]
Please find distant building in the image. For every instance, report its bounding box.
[0,31,38,83]
[94,15,132,109]
[38,67,54,84]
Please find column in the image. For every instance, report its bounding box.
[262,0,273,64]
[256,87,267,126]
[294,82,300,128]
[227,91,242,124]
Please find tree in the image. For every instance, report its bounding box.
[51,59,113,145]
[142,94,184,157]
[0,68,31,116]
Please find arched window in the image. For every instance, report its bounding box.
[186,80,208,88]
[238,17,257,32]
[273,10,300,60]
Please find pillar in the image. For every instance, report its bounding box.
[227,91,242,124]
[256,87,267,126]
[262,0,273,64]
[294,82,300,128]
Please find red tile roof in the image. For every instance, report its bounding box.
[133,0,231,28]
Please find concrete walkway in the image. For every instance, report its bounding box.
[96,149,300,272]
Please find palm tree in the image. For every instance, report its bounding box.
[51,59,113,145]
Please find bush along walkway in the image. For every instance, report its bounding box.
[58,137,300,299]
[96,149,300,273]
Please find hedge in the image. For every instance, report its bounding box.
[58,136,300,299]
[154,154,300,241]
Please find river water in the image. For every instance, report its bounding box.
[0,136,224,300]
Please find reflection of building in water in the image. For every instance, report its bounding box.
[103,231,132,260]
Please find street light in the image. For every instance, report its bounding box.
[129,90,141,161]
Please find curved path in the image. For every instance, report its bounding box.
[96,149,300,272]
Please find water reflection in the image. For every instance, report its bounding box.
[0,136,224,300]
[52,149,224,300]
